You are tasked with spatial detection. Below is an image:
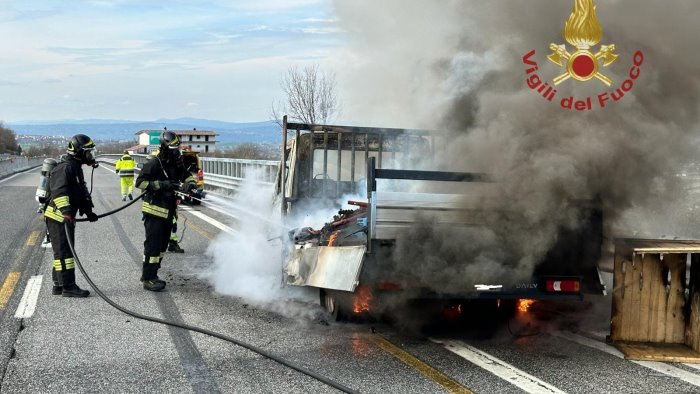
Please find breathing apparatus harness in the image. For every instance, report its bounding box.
[62,153,359,394]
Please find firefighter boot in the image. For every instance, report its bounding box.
[142,263,165,292]
[52,268,62,295]
[128,193,133,200]
[61,269,90,298]
[168,240,184,253]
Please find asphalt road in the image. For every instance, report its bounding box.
[0,165,699,393]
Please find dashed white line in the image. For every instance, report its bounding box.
[554,331,700,388]
[431,338,567,394]
[14,275,43,318]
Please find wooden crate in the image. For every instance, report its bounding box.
[611,239,700,362]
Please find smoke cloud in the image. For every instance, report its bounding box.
[333,0,700,288]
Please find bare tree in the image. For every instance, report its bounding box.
[271,64,339,126]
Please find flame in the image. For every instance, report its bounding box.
[327,230,340,246]
[517,299,536,313]
[563,0,603,49]
[353,285,372,314]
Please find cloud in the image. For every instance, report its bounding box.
[0,0,342,121]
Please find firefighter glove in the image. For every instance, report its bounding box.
[115,169,119,174]
[180,182,196,193]
[63,213,74,224]
[86,212,98,222]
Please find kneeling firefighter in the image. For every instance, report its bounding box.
[135,131,196,291]
[43,134,99,297]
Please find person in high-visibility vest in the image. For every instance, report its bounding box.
[115,150,135,201]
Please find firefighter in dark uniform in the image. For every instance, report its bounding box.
[135,131,196,291]
[43,134,99,297]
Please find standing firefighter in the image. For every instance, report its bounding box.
[43,134,99,298]
[135,131,196,291]
[115,150,135,201]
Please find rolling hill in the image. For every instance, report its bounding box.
[7,118,281,145]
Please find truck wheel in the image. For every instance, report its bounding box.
[320,289,346,321]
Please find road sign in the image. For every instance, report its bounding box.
[148,131,160,145]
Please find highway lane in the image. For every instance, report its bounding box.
[0,165,699,393]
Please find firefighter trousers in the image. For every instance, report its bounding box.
[46,219,79,286]
[142,213,173,280]
[120,176,134,197]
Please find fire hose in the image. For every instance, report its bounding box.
[63,198,358,393]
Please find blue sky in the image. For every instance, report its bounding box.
[0,0,343,122]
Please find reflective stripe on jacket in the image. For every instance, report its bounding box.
[43,156,92,223]
[115,155,135,177]
[135,154,194,219]
[43,205,64,223]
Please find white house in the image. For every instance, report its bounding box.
[129,128,218,154]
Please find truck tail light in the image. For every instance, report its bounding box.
[545,279,580,293]
[197,170,204,181]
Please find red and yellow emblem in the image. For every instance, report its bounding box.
[547,0,619,86]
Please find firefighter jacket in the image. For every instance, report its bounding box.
[43,156,94,223]
[115,154,135,177]
[135,155,195,219]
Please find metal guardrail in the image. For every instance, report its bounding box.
[96,154,277,194]
[0,156,44,178]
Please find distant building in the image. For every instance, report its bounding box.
[128,128,218,154]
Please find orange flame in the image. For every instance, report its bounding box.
[517,299,536,313]
[353,286,372,314]
[564,0,603,49]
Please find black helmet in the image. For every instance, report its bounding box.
[159,131,181,150]
[67,134,96,164]
[67,134,95,154]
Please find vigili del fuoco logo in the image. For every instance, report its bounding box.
[522,0,644,111]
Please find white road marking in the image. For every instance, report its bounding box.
[14,275,43,318]
[180,206,239,236]
[431,338,566,394]
[0,166,39,184]
[99,164,116,174]
[554,332,700,388]
[684,363,700,372]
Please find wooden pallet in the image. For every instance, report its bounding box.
[615,342,700,363]
[610,239,700,361]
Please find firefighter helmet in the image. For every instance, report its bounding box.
[159,131,181,150]
[67,134,95,155]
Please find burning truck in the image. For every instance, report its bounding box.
[275,119,605,320]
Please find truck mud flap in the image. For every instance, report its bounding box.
[284,245,366,292]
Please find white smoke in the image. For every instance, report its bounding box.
[203,169,365,315]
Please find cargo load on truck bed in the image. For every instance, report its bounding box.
[274,119,605,319]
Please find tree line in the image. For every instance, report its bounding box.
[0,123,20,154]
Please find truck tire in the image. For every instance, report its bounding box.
[320,289,348,322]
